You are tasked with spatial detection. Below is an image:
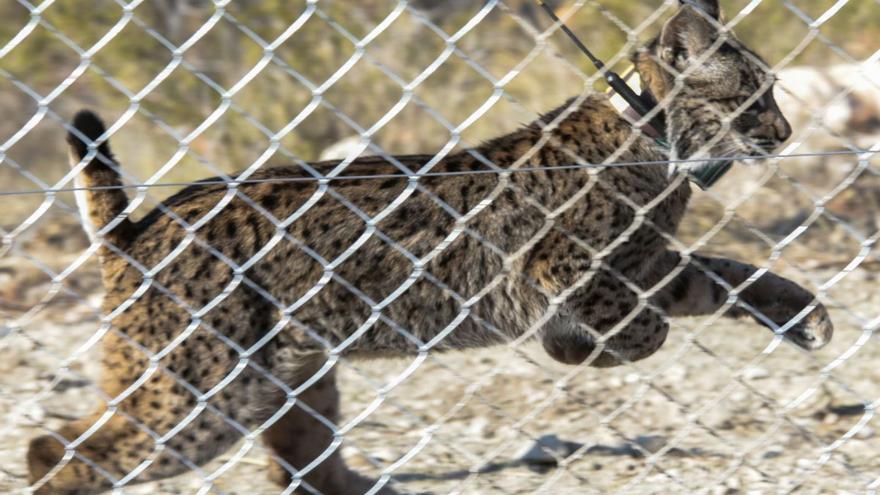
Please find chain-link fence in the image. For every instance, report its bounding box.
[1,0,879,493]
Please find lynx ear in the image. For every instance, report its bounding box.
[660,3,720,67]
[678,0,720,20]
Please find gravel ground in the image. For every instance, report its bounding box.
[2,154,880,494]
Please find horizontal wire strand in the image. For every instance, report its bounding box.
[0,148,874,197]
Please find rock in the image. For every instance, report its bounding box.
[823,413,840,425]
[465,416,489,438]
[742,366,770,380]
[829,403,868,416]
[370,448,398,463]
[40,405,79,421]
[19,403,45,425]
[633,435,668,454]
[51,377,91,392]
[709,485,728,495]
[731,391,749,402]
[665,365,688,382]
[624,372,640,384]
[517,434,584,465]
[855,426,876,440]
[607,377,623,388]
[319,135,369,161]
[763,445,784,459]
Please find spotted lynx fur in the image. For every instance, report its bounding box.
[28,1,833,493]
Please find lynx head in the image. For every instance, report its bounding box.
[633,0,791,174]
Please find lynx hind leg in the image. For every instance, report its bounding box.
[262,367,398,495]
[27,369,246,494]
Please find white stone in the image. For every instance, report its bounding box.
[624,372,640,384]
[665,365,688,382]
[465,416,490,438]
[742,366,770,380]
[822,413,840,425]
[854,426,876,440]
[709,486,727,495]
[731,391,749,402]
[796,458,814,469]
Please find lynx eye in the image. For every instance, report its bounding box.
[736,89,769,114]
[751,88,778,114]
[716,94,758,113]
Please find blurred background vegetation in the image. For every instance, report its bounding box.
[0,0,878,225]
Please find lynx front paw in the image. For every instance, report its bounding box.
[783,303,833,350]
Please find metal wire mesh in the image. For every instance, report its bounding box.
[1,0,879,494]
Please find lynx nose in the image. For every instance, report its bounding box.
[755,111,791,144]
[773,115,792,142]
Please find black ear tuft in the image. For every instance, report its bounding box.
[679,0,720,19]
[68,110,111,159]
[661,2,719,61]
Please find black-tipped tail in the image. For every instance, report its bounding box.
[68,110,112,162]
[67,110,132,248]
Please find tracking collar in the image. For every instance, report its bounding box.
[536,1,732,190]
[608,69,733,190]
